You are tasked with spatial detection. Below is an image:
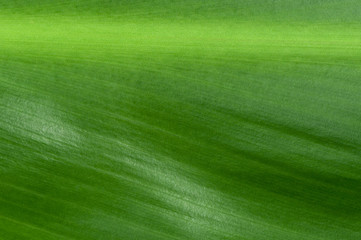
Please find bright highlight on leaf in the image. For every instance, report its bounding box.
[0,1,361,240]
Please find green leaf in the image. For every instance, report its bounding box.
[1,1,361,239]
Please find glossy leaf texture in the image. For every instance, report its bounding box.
[1,1,361,240]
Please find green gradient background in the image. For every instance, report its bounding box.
[1,1,361,239]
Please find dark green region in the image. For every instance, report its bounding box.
[1,0,361,22]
